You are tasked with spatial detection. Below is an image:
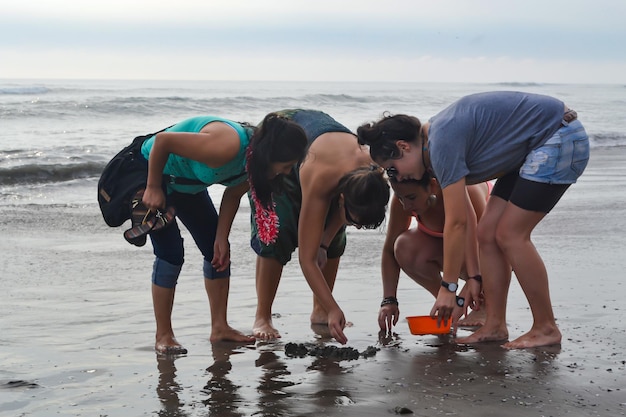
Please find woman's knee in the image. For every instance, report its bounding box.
[152,258,183,288]
[494,222,525,253]
[477,217,498,247]
[394,233,429,269]
[203,259,230,279]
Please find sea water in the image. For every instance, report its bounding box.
[1,79,624,207]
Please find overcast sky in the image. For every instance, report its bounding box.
[2,0,625,83]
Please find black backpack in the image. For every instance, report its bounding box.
[97,133,153,227]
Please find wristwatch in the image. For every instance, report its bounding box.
[441,280,458,293]
[456,296,465,307]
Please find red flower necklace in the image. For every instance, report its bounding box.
[246,147,280,245]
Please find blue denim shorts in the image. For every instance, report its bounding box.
[520,119,589,184]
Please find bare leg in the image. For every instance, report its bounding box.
[153,284,187,354]
[394,229,443,297]
[205,277,255,343]
[253,256,284,340]
[457,197,511,344]
[496,205,561,349]
[311,256,340,324]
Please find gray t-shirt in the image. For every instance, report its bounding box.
[428,91,564,188]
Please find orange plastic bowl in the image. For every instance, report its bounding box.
[406,315,451,335]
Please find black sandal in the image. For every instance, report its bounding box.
[123,190,175,246]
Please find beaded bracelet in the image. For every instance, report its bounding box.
[380,296,399,307]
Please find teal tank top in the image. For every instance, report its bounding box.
[141,116,252,194]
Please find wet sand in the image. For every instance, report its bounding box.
[1,148,625,416]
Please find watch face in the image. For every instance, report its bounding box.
[441,280,458,292]
[456,296,465,307]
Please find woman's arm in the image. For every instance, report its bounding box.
[142,123,240,210]
[462,183,489,311]
[298,164,348,344]
[378,195,412,331]
[431,178,467,325]
[212,180,250,271]
[461,188,481,313]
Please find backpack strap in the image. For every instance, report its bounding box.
[163,174,208,186]
[162,171,246,186]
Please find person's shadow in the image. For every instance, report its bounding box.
[155,355,189,417]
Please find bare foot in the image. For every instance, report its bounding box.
[155,336,188,355]
[253,317,281,340]
[310,308,328,325]
[310,321,353,340]
[310,323,332,340]
[455,325,508,345]
[210,325,256,343]
[457,309,486,327]
[502,326,561,349]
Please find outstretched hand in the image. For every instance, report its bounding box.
[451,305,466,336]
[464,279,483,312]
[430,290,457,328]
[378,304,400,333]
[327,307,348,345]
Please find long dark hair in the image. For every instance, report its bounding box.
[389,170,432,189]
[336,165,390,229]
[247,113,308,209]
[357,113,422,162]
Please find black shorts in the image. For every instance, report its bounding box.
[491,171,570,213]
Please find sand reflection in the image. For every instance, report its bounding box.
[201,342,245,417]
[255,350,295,416]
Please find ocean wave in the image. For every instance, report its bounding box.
[590,132,626,148]
[0,162,103,186]
[1,96,299,119]
[0,86,51,95]
[2,92,422,120]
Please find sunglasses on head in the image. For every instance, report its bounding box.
[385,166,398,179]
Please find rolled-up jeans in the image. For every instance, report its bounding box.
[150,189,230,288]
